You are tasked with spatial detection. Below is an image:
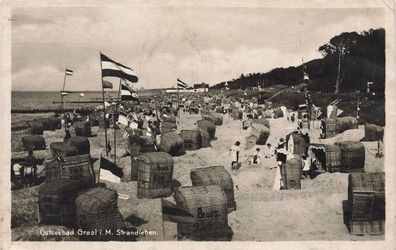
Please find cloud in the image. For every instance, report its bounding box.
[11,7,385,91]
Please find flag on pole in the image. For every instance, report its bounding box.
[177,78,188,89]
[121,81,139,101]
[103,80,113,89]
[161,199,195,223]
[61,91,72,96]
[65,69,74,75]
[99,156,124,183]
[101,53,138,83]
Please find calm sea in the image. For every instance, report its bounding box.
[11,91,118,123]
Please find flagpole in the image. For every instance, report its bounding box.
[100,51,109,156]
[61,70,67,111]
[113,79,122,164]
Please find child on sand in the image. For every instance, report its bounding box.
[252,148,261,165]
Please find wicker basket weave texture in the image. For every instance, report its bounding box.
[281,155,302,190]
[74,121,92,137]
[38,180,86,225]
[22,135,46,151]
[180,130,202,151]
[364,123,384,141]
[348,172,385,221]
[45,154,95,185]
[159,131,185,156]
[197,120,216,140]
[250,124,270,145]
[50,142,80,160]
[190,166,236,213]
[65,136,90,155]
[336,141,365,171]
[174,185,229,241]
[137,152,174,198]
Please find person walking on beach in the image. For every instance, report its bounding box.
[230,141,241,170]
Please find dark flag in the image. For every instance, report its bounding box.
[161,199,195,223]
[99,156,123,183]
[177,78,188,89]
[101,53,138,83]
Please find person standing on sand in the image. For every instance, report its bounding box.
[230,141,241,170]
[273,138,287,190]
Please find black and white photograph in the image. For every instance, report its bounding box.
[1,0,395,248]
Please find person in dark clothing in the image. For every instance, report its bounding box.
[291,114,295,123]
[64,128,71,141]
[276,138,287,165]
[23,150,37,187]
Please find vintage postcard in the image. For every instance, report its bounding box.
[0,0,395,249]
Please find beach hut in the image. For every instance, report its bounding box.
[199,128,211,148]
[324,118,337,138]
[336,116,358,133]
[173,185,230,241]
[22,135,46,151]
[161,122,177,133]
[180,130,202,151]
[232,110,243,120]
[159,131,185,156]
[347,172,385,235]
[281,154,302,190]
[209,113,223,126]
[336,141,365,172]
[65,136,90,155]
[50,142,80,160]
[286,132,308,156]
[136,152,174,199]
[38,180,85,225]
[74,121,92,137]
[251,118,270,128]
[44,154,95,186]
[244,134,257,150]
[190,166,236,213]
[308,144,342,173]
[26,120,44,135]
[197,120,216,140]
[364,123,384,141]
[75,187,124,240]
[250,124,270,145]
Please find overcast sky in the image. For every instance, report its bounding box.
[11,7,384,91]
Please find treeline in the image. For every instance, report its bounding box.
[212,28,385,94]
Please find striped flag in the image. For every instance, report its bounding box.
[121,81,139,101]
[177,78,188,89]
[65,68,74,75]
[99,156,123,183]
[101,53,138,83]
[161,199,195,223]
